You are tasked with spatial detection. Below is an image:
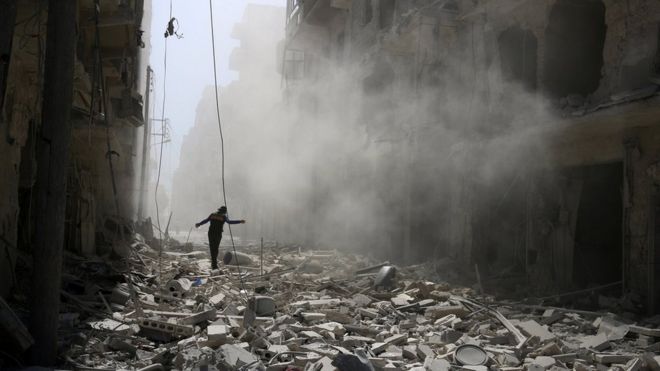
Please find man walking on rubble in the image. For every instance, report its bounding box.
[195,206,246,270]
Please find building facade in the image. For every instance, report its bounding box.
[282,0,660,313]
[0,0,149,297]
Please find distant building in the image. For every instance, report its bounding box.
[171,4,286,240]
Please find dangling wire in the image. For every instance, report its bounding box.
[155,0,174,284]
[208,0,246,295]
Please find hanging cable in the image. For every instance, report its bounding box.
[208,0,247,295]
[154,0,174,285]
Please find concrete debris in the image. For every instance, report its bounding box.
[222,250,254,266]
[374,265,397,289]
[516,320,556,343]
[48,241,660,370]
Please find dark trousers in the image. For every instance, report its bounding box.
[208,232,222,269]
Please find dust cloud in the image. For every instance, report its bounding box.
[169,3,558,266]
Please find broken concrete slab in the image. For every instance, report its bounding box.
[423,357,450,371]
[207,323,230,344]
[528,356,556,371]
[209,292,226,307]
[222,251,254,266]
[580,333,611,351]
[629,325,660,338]
[416,343,435,360]
[218,343,259,367]
[301,312,327,322]
[89,318,134,336]
[372,334,408,353]
[352,293,373,307]
[597,316,630,340]
[179,308,217,325]
[593,353,634,364]
[516,320,556,343]
[425,305,469,319]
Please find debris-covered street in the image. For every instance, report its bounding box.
[8,233,656,370]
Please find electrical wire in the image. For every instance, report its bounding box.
[154,0,173,284]
[208,0,247,295]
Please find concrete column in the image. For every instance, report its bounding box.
[626,130,660,313]
[29,0,77,366]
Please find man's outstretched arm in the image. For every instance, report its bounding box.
[195,215,211,228]
[225,215,246,225]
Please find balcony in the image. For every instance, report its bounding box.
[304,0,345,26]
[286,0,349,48]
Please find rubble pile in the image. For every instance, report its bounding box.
[49,238,660,370]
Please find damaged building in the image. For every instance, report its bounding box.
[0,0,150,364]
[280,0,660,314]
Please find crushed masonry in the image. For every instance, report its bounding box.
[19,236,660,370]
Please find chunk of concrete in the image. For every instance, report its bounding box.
[353,293,373,307]
[166,278,192,293]
[218,343,259,367]
[373,334,408,353]
[179,308,217,326]
[597,317,630,341]
[209,293,226,307]
[301,312,327,322]
[138,318,193,341]
[425,305,469,319]
[359,308,379,319]
[343,335,376,347]
[207,324,230,344]
[374,266,397,289]
[90,318,133,336]
[496,353,520,367]
[539,342,562,356]
[517,320,556,343]
[579,333,610,351]
[300,330,323,339]
[391,293,414,307]
[625,357,643,371]
[403,345,418,360]
[314,321,345,336]
[416,344,435,360]
[528,356,556,371]
[594,353,633,364]
[222,251,253,266]
[552,353,577,363]
[643,353,660,371]
[423,357,450,371]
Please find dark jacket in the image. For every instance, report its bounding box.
[197,212,242,236]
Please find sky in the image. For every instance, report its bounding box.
[148,0,286,193]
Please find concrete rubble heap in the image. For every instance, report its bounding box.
[44,237,660,370]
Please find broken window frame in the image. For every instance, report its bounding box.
[284,49,305,81]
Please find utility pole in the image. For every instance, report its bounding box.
[29,0,77,366]
[137,65,152,221]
